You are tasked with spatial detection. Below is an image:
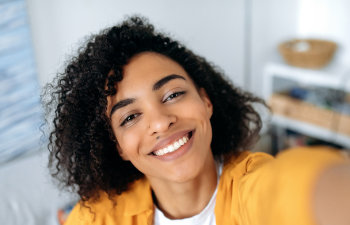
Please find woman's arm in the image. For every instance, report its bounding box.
[237,147,349,225]
[313,163,350,225]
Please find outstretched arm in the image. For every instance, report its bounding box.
[313,162,350,225]
[237,147,350,225]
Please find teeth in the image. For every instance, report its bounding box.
[179,139,184,145]
[154,135,189,156]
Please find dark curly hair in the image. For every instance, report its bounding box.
[44,16,266,203]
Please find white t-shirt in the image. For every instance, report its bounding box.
[153,163,222,225]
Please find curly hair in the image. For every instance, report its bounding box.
[44,16,266,203]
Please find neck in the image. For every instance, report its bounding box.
[148,155,218,219]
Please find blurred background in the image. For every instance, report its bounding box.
[0,0,349,224]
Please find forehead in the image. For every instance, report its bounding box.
[115,52,191,99]
[123,52,188,82]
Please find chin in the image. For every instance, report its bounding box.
[168,165,202,184]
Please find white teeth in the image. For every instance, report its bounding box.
[179,139,184,145]
[153,135,190,156]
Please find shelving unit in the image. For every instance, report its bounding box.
[263,62,350,99]
[263,62,350,149]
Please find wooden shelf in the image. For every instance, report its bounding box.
[264,62,350,149]
[272,115,350,148]
[263,62,350,99]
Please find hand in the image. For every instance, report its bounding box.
[313,162,350,225]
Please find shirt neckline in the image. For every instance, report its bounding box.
[153,162,223,224]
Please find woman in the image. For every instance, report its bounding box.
[46,16,350,225]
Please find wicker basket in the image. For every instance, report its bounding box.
[278,39,337,68]
[269,93,350,137]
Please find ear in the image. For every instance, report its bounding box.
[199,88,213,118]
[116,143,130,161]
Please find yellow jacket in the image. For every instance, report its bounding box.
[65,147,348,225]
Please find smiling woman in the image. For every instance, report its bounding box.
[108,52,215,191]
[45,16,350,225]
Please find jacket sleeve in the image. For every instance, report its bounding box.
[237,146,349,225]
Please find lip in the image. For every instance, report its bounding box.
[150,130,195,161]
[150,129,193,154]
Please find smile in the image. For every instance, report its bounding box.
[153,135,189,156]
[151,131,194,157]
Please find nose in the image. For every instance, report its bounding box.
[147,107,176,136]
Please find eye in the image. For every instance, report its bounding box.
[163,91,186,103]
[120,113,140,126]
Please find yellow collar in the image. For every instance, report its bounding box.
[120,178,154,216]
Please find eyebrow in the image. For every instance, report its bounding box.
[152,74,186,91]
[110,74,186,117]
[110,98,135,117]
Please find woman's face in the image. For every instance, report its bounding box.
[107,52,214,184]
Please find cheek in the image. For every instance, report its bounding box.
[180,99,212,137]
[115,128,142,159]
[194,102,213,138]
[189,99,212,124]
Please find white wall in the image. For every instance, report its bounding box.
[26,0,350,96]
[249,0,300,95]
[297,0,350,65]
[26,0,246,88]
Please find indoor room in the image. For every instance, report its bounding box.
[1,0,349,224]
